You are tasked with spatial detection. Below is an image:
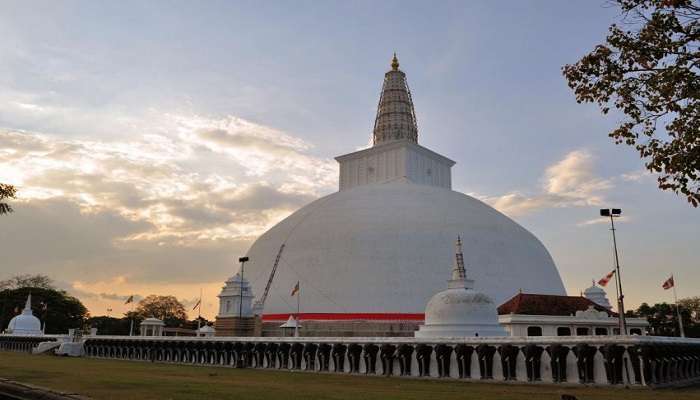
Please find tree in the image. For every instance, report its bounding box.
[0,183,17,215]
[133,295,188,327]
[631,301,699,337]
[678,296,700,321]
[0,286,88,334]
[563,0,700,206]
[0,274,55,291]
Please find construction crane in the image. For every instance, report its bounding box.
[252,243,285,315]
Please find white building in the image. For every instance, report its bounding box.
[217,272,254,318]
[497,292,648,337]
[240,55,566,336]
[196,325,216,337]
[6,294,42,336]
[139,317,164,337]
[215,272,258,336]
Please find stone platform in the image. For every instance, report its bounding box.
[2,334,699,388]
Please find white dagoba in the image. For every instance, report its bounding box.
[6,294,42,336]
[584,281,613,310]
[416,237,507,338]
[217,272,254,318]
[242,55,566,321]
[279,315,301,337]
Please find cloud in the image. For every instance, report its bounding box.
[479,150,613,217]
[0,113,336,317]
[576,215,632,227]
[621,169,653,182]
[543,150,612,201]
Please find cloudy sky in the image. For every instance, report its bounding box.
[0,1,697,319]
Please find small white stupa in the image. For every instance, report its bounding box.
[279,315,301,337]
[6,294,42,336]
[415,237,506,338]
[583,281,613,310]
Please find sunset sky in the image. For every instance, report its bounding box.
[1,1,697,319]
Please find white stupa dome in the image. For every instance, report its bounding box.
[584,281,612,309]
[416,237,506,338]
[423,290,501,328]
[246,181,565,316]
[7,294,42,335]
[242,55,566,320]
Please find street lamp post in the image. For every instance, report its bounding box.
[600,208,627,335]
[238,256,249,324]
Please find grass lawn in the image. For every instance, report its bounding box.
[1,351,700,400]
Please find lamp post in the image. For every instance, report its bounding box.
[238,257,249,323]
[600,208,627,335]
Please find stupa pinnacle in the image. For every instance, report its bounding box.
[372,53,418,145]
[448,236,473,289]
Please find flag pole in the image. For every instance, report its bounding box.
[295,283,300,338]
[125,294,136,336]
[609,214,627,335]
[129,300,134,337]
[612,271,620,326]
[672,275,685,338]
[197,288,202,337]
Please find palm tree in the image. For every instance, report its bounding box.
[0,183,17,215]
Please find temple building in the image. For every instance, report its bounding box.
[226,54,567,337]
[214,272,259,336]
[497,292,648,336]
[140,318,165,337]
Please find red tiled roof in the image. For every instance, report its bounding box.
[497,293,617,317]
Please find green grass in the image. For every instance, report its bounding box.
[1,351,699,400]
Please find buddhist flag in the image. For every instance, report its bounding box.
[662,275,674,290]
[291,281,300,296]
[124,295,134,304]
[192,299,201,311]
[597,270,616,287]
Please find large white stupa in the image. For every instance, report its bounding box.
[244,55,566,325]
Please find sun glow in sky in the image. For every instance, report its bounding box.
[0,1,697,319]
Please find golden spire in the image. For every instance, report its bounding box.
[391,52,399,71]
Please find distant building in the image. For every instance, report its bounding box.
[196,325,216,338]
[215,272,257,336]
[139,318,164,337]
[583,281,613,309]
[497,292,648,336]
